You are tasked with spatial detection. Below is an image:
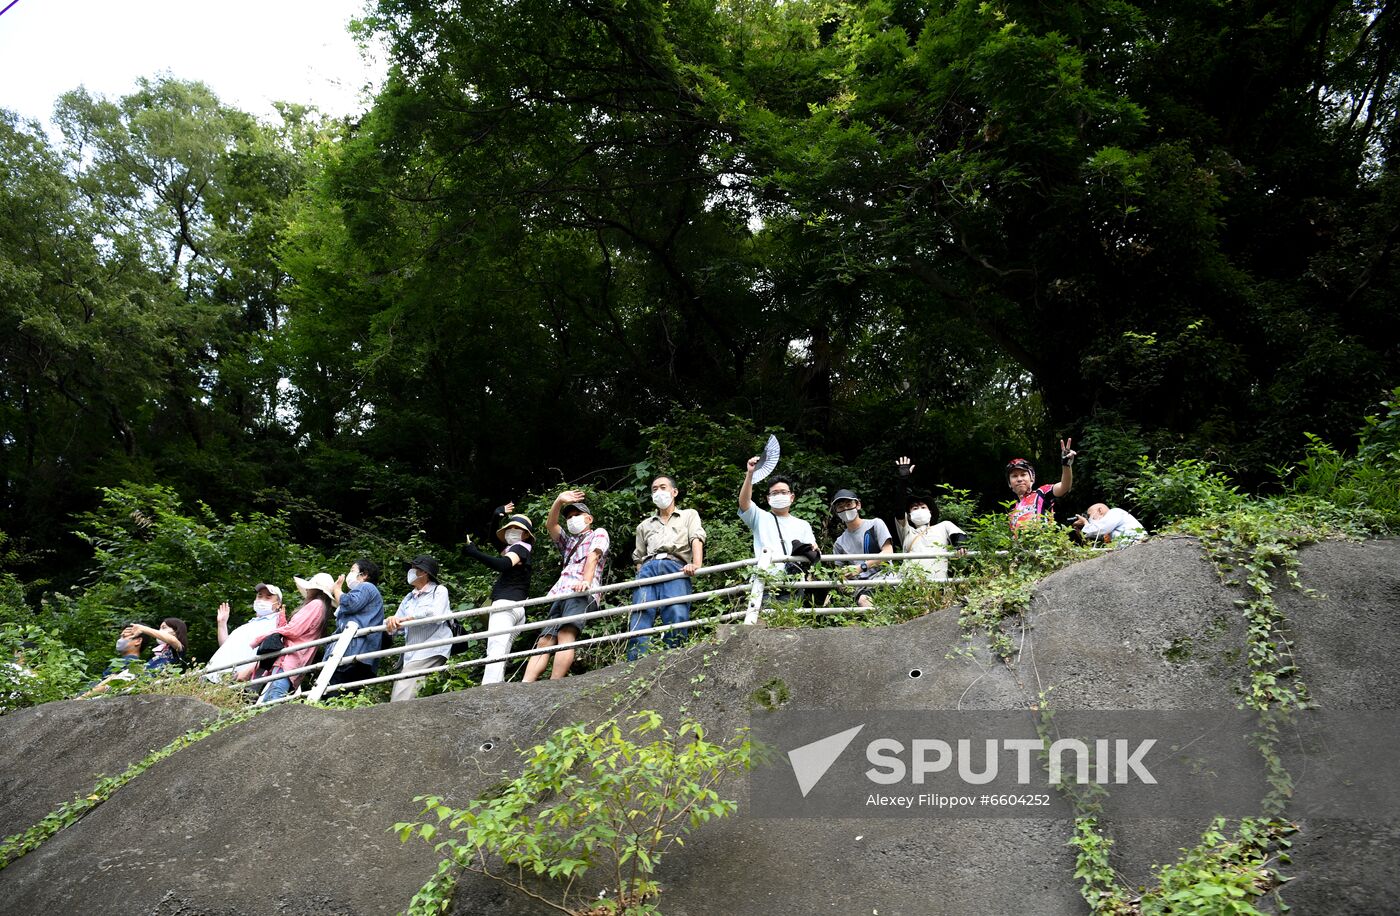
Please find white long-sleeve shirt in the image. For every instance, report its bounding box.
[1081,508,1146,545]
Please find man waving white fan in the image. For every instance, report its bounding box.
[737,435,817,563]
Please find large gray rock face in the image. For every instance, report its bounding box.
[0,538,1396,915]
[0,695,218,837]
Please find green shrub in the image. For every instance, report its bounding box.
[395,711,757,915]
[0,624,92,713]
[931,483,978,528]
[1128,457,1241,528]
[1285,388,1400,525]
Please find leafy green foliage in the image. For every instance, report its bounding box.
[395,711,757,914]
[46,483,328,669]
[1128,458,1241,530]
[1069,816,1295,916]
[0,624,92,713]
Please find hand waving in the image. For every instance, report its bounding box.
[1060,438,1077,466]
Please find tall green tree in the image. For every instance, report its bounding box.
[0,80,325,566]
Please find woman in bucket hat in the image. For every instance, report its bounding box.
[463,503,535,684]
[385,555,452,702]
[249,572,334,704]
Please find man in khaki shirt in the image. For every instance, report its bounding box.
[628,474,706,660]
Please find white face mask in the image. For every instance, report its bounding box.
[909,508,932,527]
[837,508,859,523]
[566,515,588,535]
[651,490,674,510]
[768,493,792,510]
[406,568,420,587]
[503,529,524,545]
[252,599,275,616]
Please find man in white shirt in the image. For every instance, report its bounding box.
[1073,503,1147,547]
[737,457,817,562]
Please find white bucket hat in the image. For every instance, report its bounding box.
[293,572,337,598]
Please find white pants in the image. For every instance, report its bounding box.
[482,599,525,685]
[391,654,447,703]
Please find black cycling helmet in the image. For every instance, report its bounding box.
[1005,458,1035,481]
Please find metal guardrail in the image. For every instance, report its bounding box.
[190,547,990,705]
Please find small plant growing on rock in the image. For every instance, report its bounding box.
[395,711,757,915]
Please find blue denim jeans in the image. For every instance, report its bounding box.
[258,669,293,704]
[628,558,693,661]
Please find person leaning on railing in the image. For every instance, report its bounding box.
[893,456,966,581]
[384,556,451,702]
[250,574,333,704]
[523,490,609,683]
[627,474,706,661]
[325,558,385,690]
[831,488,895,608]
[463,504,535,685]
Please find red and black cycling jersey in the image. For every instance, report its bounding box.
[1009,484,1056,531]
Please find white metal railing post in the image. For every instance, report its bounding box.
[306,623,357,703]
[744,548,771,625]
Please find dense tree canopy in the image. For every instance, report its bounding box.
[2,0,1398,581]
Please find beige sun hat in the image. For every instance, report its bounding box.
[293,572,337,598]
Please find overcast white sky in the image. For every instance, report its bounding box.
[0,0,384,126]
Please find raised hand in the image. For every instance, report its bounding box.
[216,602,230,625]
[1060,438,1077,465]
[746,455,761,473]
[558,488,587,504]
[503,501,515,515]
[895,456,915,477]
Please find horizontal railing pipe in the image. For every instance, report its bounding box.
[337,583,753,666]
[320,610,751,696]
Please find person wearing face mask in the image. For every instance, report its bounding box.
[627,475,707,661]
[830,489,894,608]
[84,631,147,694]
[326,558,386,689]
[524,490,609,682]
[251,574,333,704]
[893,457,966,581]
[205,583,286,684]
[81,618,189,697]
[463,504,535,684]
[738,459,818,562]
[384,556,452,702]
[1006,439,1077,533]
